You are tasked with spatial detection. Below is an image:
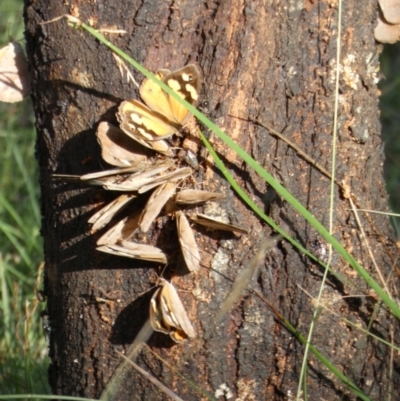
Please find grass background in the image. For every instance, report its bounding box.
[0,0,49,396]
[0,0,399,398]
[381,44,400,236]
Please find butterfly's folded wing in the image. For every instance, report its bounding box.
[118,100,175,156]
[118,100,180,139]
[139,70,174,121]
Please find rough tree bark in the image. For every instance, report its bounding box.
[24,0,399,400]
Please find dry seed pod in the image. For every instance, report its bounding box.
[96,212,141,246]
[93,164,189,193]
[176,211,200,272]
[150,278,195,343]
[96,122,149,167]
[93,163,173,192]
[84,162,166,182]
[137,167,192,194]
[0,42,31,103]
[139,182,177,233]
[88,194,136,232]
[175,189,224,205]
[190,213,248,234]
[52,164,144,183]
[97,241,167,264]
[56,162,171,187]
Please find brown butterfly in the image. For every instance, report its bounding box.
[117,64,201,155]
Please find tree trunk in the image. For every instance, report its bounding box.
[24,0,398,399]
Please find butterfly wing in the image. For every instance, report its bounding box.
[163,65,201,123]
[140,64,201,125]
[118,99,180,140]
[139,70,173,121]
[117,64,201,155]
[118,99,175,156]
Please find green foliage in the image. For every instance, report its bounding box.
[0,0,49,397]
[380,42,400,236]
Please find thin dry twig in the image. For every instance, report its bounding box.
[216,235,281,322]
[99,319,154,401]
[114,349,185,401]
[349,197,392,295]
[112,53,139,88]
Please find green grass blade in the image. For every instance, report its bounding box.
[12,145,41,225]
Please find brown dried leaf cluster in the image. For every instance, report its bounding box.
[57,65,247,343]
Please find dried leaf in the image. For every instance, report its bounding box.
[175,189,224,205]
[190,213,248,234]
[96,122,148,167]
[97,241,167,264]
[96,212,140,246]
[379,0,400,24]
[0,42,31,103]
[88,194,136,232]
[150,278,195,342]
[137,167,192,194]
[176,211,200,272]
[53,164,147,184]
[139,182,177,233]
